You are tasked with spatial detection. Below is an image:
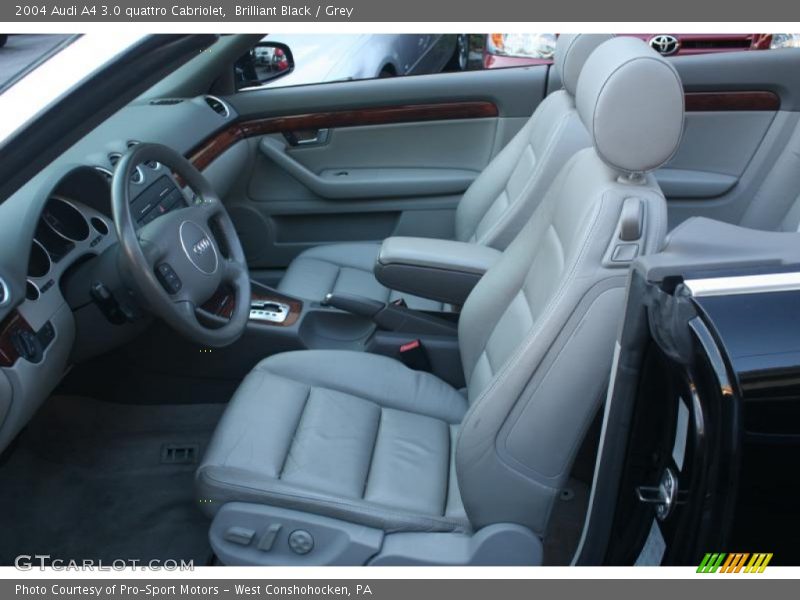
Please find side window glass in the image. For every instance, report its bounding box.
[233,33,790,93]
[234,34,473,91]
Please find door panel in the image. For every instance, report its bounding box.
[252,118,497,200]
[657,110,776,198]
[217,67,547,270]
[663,49,800,229]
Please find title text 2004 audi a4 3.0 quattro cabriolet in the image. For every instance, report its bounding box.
[0,34,799,567]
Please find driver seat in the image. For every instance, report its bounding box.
[196,37,683,565]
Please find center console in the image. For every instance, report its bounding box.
[184,237,501,388]
[199,278,465,387]
[201,285,302,327]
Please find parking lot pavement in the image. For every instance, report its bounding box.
[0,34,72,88]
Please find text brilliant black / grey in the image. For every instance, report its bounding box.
[236,5,355,17]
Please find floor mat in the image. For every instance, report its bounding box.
[0,395,225,566]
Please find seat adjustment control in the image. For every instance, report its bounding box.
[257,523,283,552]
[156,263,182,294]
[224,526,255,546]
[288,529,314,555]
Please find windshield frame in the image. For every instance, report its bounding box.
[0,34,218,203]
[0,34,80,96]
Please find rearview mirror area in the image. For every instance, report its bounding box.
[234,42,294,90]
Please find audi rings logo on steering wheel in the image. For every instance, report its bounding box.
[192,237,212,256]
[180,221,218,275]
[649,35,680,56]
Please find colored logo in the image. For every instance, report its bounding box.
[697,553,773,573]
[649,35,680,56]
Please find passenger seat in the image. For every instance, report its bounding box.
[738,116,800,231]
[277,34,613,309]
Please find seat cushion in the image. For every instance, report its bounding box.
[277,243,446,310]
[196,350,471,533]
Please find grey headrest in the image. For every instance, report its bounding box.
[576,36,685,175]
[554,34,615,97]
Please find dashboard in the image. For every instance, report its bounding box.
[0,93,245,453]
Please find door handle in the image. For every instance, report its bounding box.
[258,136,477,200]
[283,128,330,147]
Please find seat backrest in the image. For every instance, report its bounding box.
[454,34,613,249]
[739,115,800,232]
[455,37,684,536]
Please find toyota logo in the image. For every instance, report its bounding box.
[193,237,212,256]
[649,35,680,56]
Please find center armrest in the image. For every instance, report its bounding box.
[375,237,502,306]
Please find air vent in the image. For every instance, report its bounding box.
[161,444,199,465]
[0,276,9,306]
[107,154,144,184]
[25,281,39,302]
[130,167,144,184]
[150,98,184,106]
[127,140,140,148]
[204,95,230,118]
[94,166,113,183]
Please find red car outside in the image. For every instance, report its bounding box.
[483,33,775,69]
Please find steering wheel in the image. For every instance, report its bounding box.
[111,143,251,347]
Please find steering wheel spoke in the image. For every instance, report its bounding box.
[174,298,200,323]
[137,234,169,269]
[195,198,223,220]
[222,256,246,283]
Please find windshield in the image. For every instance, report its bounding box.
[0,33,146,147]
[0,34,75,94]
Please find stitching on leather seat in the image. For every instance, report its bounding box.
[198,469,471,533]
[277,385,312,480]
[255,364,467,424]
[361,408,383,498]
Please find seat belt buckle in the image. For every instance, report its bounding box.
[398,339,432,371]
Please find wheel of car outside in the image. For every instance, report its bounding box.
[455,34,469,71]
[445,34,470,71]
[111,143,251,347]
[378,66,396,78]
[0,35,8,48]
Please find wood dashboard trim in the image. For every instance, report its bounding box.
[684,91,780,112]
[187,101,499,170]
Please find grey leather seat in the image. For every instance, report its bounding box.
[277,34,612,309]
[739,115,800,232]
[197,37,683,564]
